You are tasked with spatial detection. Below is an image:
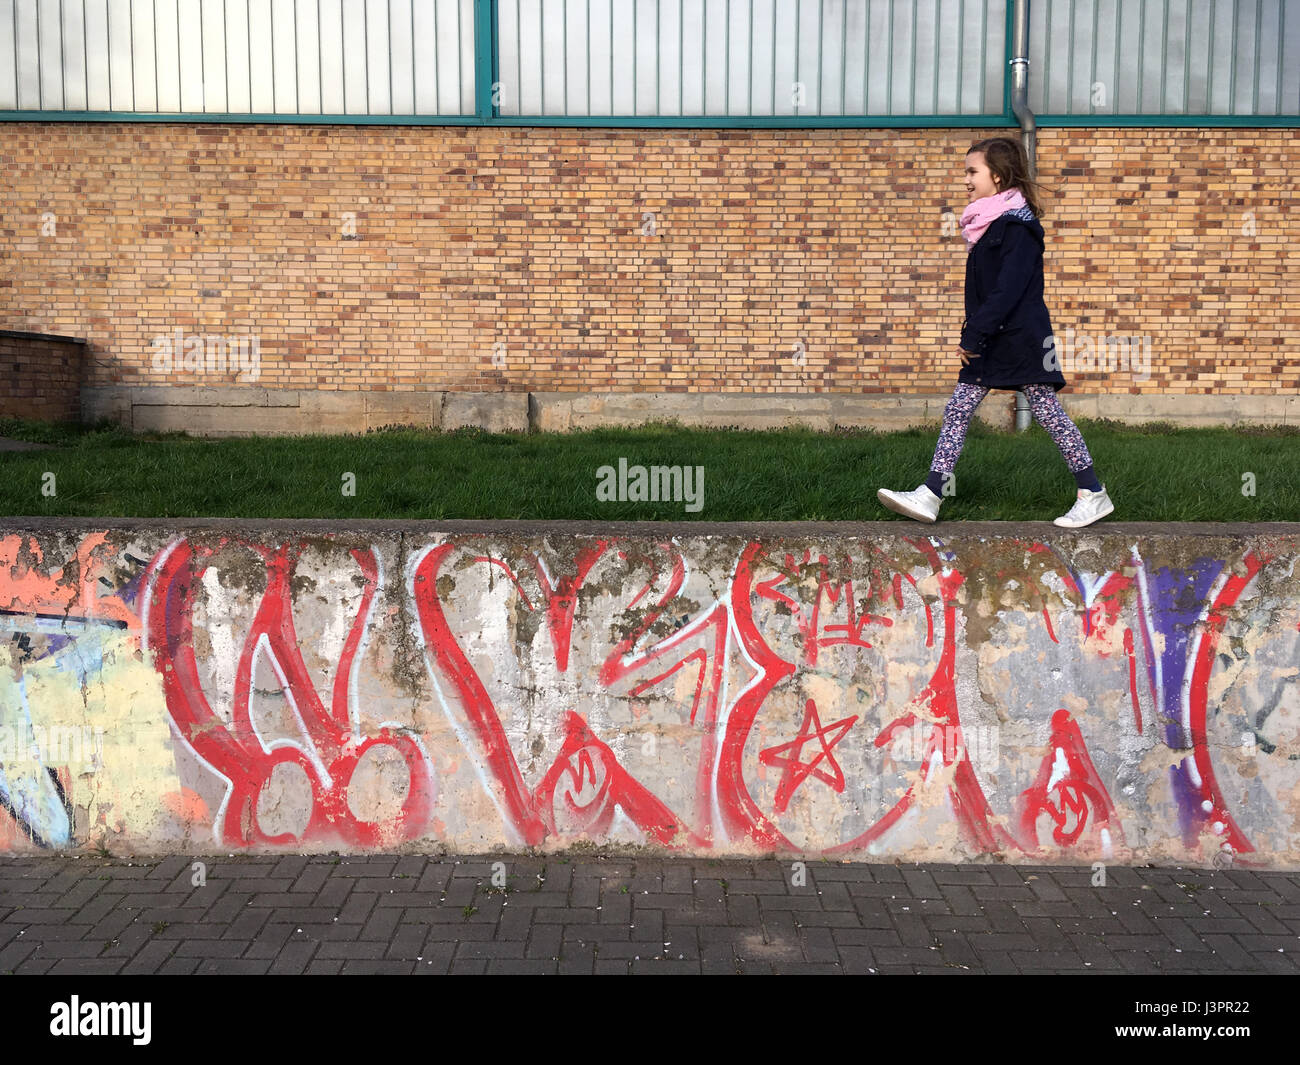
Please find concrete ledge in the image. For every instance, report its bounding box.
[80,387,1300,435]
[1061,392,1300,427]
[1,520,1297,866]
[443,391,528,433]
[83,386,533,436]
[530,391,1017,431]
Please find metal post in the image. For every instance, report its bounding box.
[1010,0,1034,432]
[474,0,495,121]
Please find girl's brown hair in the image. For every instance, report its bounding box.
[967,136,1057,219]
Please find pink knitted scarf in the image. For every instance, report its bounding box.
[959,188,1028,249]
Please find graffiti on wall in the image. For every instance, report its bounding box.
[1,529,1297,864]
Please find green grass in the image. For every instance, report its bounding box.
[0,415,1297,522]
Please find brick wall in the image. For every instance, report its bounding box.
[2,123,1296,398]
[0,332,85,422]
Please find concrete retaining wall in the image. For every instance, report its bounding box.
[2,519,1298,868]
[80,386,1300,436]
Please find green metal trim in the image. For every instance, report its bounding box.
[15,109,1286,128]
[1034,112,1300,126]
[0,109,1016,127]
[474,0,493,120]
[0,108,480,123]
[377,113,1022,127]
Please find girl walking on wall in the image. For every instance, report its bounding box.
[877,136,1114,529]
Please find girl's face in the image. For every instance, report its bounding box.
[965,152,1003,200]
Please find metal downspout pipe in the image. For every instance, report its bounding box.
[1010,0,1035,433]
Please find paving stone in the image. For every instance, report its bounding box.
[341,960,416,974]
[359,906,403,941]
[631,959,702,974]
[121,940,177,974]
[1246,952,1300,973]
[49,959,126,975]
[195,959,273,974]
[3,855,1299,974]
[483,957,553,972]
[29,941,110,959]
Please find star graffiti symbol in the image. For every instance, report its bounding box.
[759,699,859,813]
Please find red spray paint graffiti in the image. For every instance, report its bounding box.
[722,539,1017,855]
[411,540,713,849]
[1016,709,1123,853]
[3,528,1284,860]
[145,539,435,847]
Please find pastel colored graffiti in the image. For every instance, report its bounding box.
[1,534,141,848]
[0,527,1297,867]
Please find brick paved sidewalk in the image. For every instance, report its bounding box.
[2,854,1299,975]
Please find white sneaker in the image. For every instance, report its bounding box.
[1053,485,1114,528]
[877,484,943,523]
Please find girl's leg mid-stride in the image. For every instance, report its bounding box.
[1021,384,1115,528]
[877,383,988,523]
[925,382,991,495]
[878,381,1116,527]
[1022,384,1099,488]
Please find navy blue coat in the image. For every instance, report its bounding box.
[958,206,1066,392]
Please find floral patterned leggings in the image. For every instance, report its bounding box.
[930,383,1094,474]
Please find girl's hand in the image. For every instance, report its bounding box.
[958,346,979,366]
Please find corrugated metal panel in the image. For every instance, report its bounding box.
[0,0,476,114]
[0,0,1006,118]
[496,0,1006,117]
[1030,0,1300,116]
[1,0,1294,122]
